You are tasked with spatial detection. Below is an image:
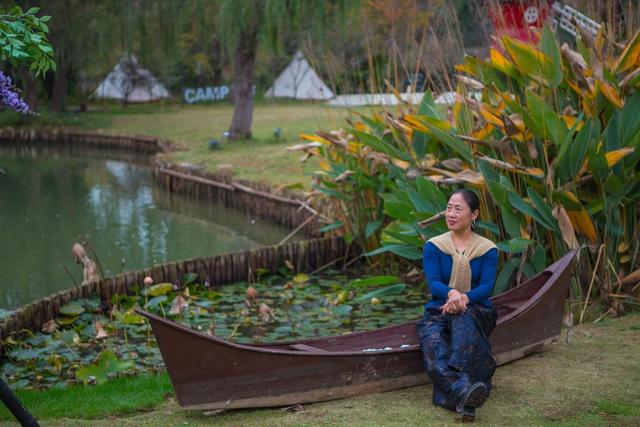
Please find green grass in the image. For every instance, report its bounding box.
[1,314,638,426]
[0,373,172,422]
[1,101,379,186]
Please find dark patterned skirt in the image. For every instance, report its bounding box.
[417,304,498,411]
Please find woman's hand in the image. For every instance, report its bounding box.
[442,290,469,314]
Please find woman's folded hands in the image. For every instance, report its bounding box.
[442,289,469,314]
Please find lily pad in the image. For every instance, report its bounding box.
[143,283,174,296]
[144,295,168,309]
[293,273,310,283]
[76,351,134,385]
[59,304,85,317]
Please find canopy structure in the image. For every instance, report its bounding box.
[265,51,334,100]
[93,55,170,103]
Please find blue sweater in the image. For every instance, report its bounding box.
[422,241,498,309]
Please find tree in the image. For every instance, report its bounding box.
[217,0,358,140]
[0,5,54,113]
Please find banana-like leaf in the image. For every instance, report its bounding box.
[527,188,559,233]
[476,154,544,179]
[605,147,635,167]
[366,244,422,260]
[615,28,640,73]
[384,201,414,223]
[494,257,520,295]
[415,176,447,211]
[507,191,556,232]
[503,36,555,84]
[552,205,579,249]
[587,142,610,180]
[525,89,567,145]
[489,47,521,81]
[597,79,624,109]
[556,118,599,182]
[496,237,534,254]
[539,24,563,88]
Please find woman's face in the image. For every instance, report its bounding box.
[445,193,478,232]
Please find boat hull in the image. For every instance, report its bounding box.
[140,249,577,410]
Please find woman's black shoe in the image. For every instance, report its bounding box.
[456,382,488,416]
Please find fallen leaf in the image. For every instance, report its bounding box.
[169,295,188,315]
[95,322,108,339]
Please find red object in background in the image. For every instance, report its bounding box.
[489,0,553,43]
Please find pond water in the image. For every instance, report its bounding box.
[0,146,297,308]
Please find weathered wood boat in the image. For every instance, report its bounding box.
[137,249,577,410]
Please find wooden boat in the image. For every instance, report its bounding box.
[137,249,577,410]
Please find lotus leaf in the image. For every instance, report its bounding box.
[59,304,85,317]
[144,283,174,296]
[293,273,310,283]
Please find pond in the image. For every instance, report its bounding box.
[0,146,298,308]
[1,270,426,390]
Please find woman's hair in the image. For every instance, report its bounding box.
[451,189,480,213]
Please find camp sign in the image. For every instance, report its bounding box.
[183,85,230,103]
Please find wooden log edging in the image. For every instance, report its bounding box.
[0,127,172,154]
[0,236,348,339]
[154,162,325,237]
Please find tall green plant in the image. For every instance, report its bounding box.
[297,25,640,314]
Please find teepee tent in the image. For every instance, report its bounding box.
[265,52,334,100]
[93,55,170,103]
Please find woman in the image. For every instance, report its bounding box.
[418,189,499,422]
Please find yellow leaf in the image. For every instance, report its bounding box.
[552,205,579,250]
[597,80,624,109]
[479,105,503,128]
[475,154,544,178]
[392,159,410,170]
[605,147,635,167]
[566,209,597,243]
[300,133,328,144]
[523,167,545,178]
[319,160,331,171]
[346,142,362,155]
[490,48,518,78]
[472,123,494,140]
[455,63,475,75]
[620,255,632,264]
[353,122,369,133]
[453,169,484,185]
[618,242,629,253]
[615,28,640,73]
[401,115,430,133]
[502,36,552,75]
[520,223,530,239]
[561,115,584,131]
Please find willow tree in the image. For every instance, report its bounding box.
[218,0,357,140]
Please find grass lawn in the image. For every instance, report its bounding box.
[2,314,638,426]
[1,101,381,186]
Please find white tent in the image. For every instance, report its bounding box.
[265,51,334,100]
[93,55,170,103]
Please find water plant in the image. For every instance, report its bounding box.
[1,270,424,390]
[299,25,640,317]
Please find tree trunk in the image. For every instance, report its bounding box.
[16,66,39,112]
[228,25,258,140]
[48,60,69,112]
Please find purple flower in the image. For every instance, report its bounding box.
[0,71,30,114]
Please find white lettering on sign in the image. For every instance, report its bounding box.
[183,85,231,103]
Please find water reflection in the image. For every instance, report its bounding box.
[0,149,296,308]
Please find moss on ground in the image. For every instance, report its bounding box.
[1,314,637,426]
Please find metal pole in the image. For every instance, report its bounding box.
[0,377,39,427]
